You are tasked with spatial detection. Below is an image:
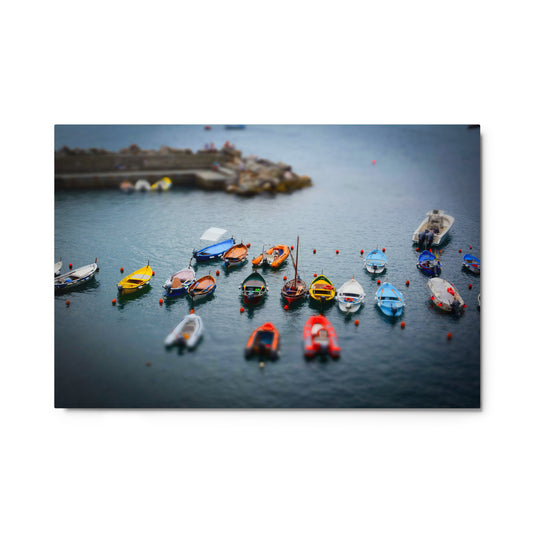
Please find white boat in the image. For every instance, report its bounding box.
[336,278,365,313]
[55,259,98,292]
[162,265,196,297]
[54,257,62,277]
[165,314,203,348]
[413,209,455,246]
[427,277,465,314]
[364,249,387,274]
[134,179,151,191]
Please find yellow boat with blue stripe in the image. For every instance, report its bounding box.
[308,274,336,303]
[117,263,153,295]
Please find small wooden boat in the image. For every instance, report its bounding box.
[308,274,336,303]
[117,263,153,295]
[55,259,98,292]
[151,176,172,191]
[417,250,441,277]
[244,322,280,359]
[240,271,268,305]
[413,209,455,246]
[187,274,216,302]
[303,315,341,358]
[165,314,203,348]
[193,238,235,262]
[54,257,62,277]
[364,249,387,274]
[376,282,405,317]
[281,236,307,305]
[252,244,290,268]
[162,265,196,297]
[336,278,365,313]
[222,243,248,269]
[427,278,465,314]
[462,253,480,274]
[134,179,151,191]
[119,180,135,193]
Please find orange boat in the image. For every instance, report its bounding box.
[244,322,280,360]
[303,315,341,358]
[222,243,248,269]
[252,244,289,268]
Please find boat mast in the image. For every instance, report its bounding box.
[293,236,299,288]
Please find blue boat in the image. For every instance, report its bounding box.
[192,237,235,261]
[375,282,405,317]
[224,125,246,130]
[462,253,480,274]
[417,250,441,277]
[364,249,387,273]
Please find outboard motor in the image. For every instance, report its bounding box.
[391,305,397,316]
[451,300,461,315]
[427,231,434,247]
[418,231,426,246]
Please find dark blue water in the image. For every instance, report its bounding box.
[55,125,480,408]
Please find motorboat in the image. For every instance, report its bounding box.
[427,277,465,314]
[417,250,441,277]
[252,244,290,268]
[413,209,455,246]
[245,322,280,359]
[165,314,203,348]
[303,315,340,358]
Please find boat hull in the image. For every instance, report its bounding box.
[303,315,340,358]
[55,262,98,292]
[117,265,153,295]
[240,272,268,305]
[336,278,365,313]
[193,238,235,262]
[427,278,465,314]
[364,250,387,274]
[245,322,280,359]
[375,282,405,317]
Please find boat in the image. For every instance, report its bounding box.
[119,180,135,193]
[55,259,98,292]
[187,274,216,302]
[134,179,151,191]
[117,263,153,295]
[308,274,336,304]
[375,282,405,317]
[193,237,235,261]
[162,265,196,297]
[336,278,365,313]
[225,125,246,130]
[417,250,441,277]
[165,314,203,348]
[54,257,62,277]
[364,249,387,274]
[281,236,307,304]
[303,315,341,358]
[462,253,480,274]
[151,176,172,191]
[222,243,248,269]
[426,278,465,314]
[252,244,290,268]
[244,322,280,359]
[240,271,268,305]
[413,209,455,246]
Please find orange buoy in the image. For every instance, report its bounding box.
[468,284,472,290]
[401,322,405,329]
[112,299,116,305]
[66,299,70,306]
[405,280,410,286]
[447,332,453,340]
[313,249,316,254]
[240,307,244,313]
[216,270,220,276]
[190,308,195,314]
[159,299,163,305]
[336,249,339,254]
[283,276,287,280]
[284,305,289,311]
[120,267,124,273]
[354,319,359,326]
[69,263,72,269]
[377,279,381,285]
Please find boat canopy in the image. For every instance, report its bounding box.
[200,227,227,241]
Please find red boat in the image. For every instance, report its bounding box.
[303,315,340,358]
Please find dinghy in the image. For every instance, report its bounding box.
[162,265,196,297]
[119,180,135,193]
[281,236,307,305]
[54,257,62,277]
[187,274,216,302]
[252,244,290,268]
[413,209,455,246]
[375,282,405,317]
[134,179,151,191]
[336,278,365,313]
[364,249,387,274]
[193,237,235,261]
[427,278,465,314]
[117,263,153,295]
[151,176,172,191]
[303,315,341,358]
[240,272,268,305]
[165,313,203,348]
[417,250,441,277]
[222,243,248,269]
[55,259,98,292]
[308,274,336,304]
[244,322,280,359]
[462,253,480,274]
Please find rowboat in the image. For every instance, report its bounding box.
[240,271,268,305]
[225,125,246,130]
[427,278,465,314]
[376,282,405,317]
[281,236,307,305]
[303,315,341,358]
[151,176,172,191]
[54,257,62,277]
[187,274,216,302]
[244,322,280,359]
[417,250,441,277]
[117,263,153,295]
[462,253,480,274]
[222,243,248,269]
[308,274,336,303]
[55,259,98,292]
[162,266,196,298]
[252,244,290,268]
[364,249,387,274]
[193,237,235,261]
[165,314,204,348]
[119,180,135,193]
[413,209,455,246]
[134,179,151,191]
[336,278,365,313]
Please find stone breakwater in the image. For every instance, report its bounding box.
[55,144,313,196]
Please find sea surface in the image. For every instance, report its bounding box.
[54,125,481,408]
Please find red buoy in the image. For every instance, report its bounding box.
[247,243,251,248]
[354,319,359,326]
[377,279,381,285]
[430,296,435,300]
[372,159,376,164]
[240,307,244,313]
[360,249,364,255]
[447,332,453,340]
[468,284,472,290]
[120,267,124,273]
[382,248,386,252]
[470,246,472,249]
[190,309,195,314]
[314,273,317,277]
[152,271,155,276]
[216,270,220,276]
[313,249,316,254]
[66,299,70,306]
[69,263,72,269]
[284,305,289,311]
[416,247,419,252]
[283,276,287,280]
[406,280,410,286]
[146,362,152,366]
[401,322,405,329]
[159,298,163,305]
[438,302,442,306]
[336,249,339,254]
[459,249,462,253]
[112,299,116,305]
[290,246,294,250]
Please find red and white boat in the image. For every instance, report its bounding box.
[303,315,340,358]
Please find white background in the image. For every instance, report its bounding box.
[2,1,531,532]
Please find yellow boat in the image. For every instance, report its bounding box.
[117,264,153,294]
[151,176,172,191]
[308,274,336,303]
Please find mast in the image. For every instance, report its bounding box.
[293,236,299,288]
